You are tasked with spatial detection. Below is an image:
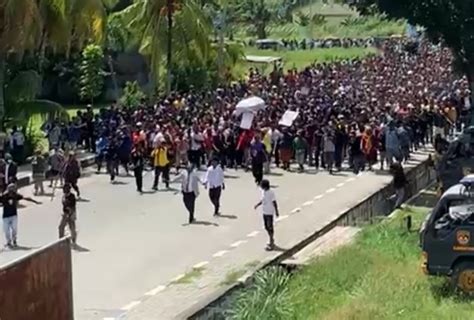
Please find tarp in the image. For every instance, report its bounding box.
[245,55,282,64]
[234,96,266,116]
[279,110,299,127]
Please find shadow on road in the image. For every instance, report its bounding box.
[216,214,238,220]
[72,243,90,252]
[182,220,219,227]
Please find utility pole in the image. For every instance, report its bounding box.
[166,0,173,94]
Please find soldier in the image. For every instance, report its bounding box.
[59,184,77,245]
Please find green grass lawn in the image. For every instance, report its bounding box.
[228,207,474,320]
[234,46,377,78]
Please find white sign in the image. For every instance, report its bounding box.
[279,110,299,127]
[240,112,254,130]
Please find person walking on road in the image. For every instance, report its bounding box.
[105,137,119,184]
[30,150,47,196]
[1,184,41,248]
[254,179,279,251]
[59,184,77,245]
[203,158,225,216]
[131,142,145,193]
[175,164,200,224]
[151,141,170,190]
[63,152,81,198]
[250,134,267,185]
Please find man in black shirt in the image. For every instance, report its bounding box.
[131,143,145,193]
[59,184,77,245]
[1,184,40,248]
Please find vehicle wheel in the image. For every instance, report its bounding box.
[451,261,474,295]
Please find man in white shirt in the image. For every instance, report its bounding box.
[254,179,279,251]
[173,164,200,224]
[203,158,225,216]
[189,125,204,168]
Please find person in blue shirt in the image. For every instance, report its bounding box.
[95,134,109,174]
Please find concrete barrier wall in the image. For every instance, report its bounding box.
[186,159,436,320]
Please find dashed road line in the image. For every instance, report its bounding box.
[302,200,314,207]
[314,194,324,200]
[213,250,229,258]
[193,261,209,269]
[290,207,301,214]
[326,188,336,193]
[121,301,141,311]
[103,318,116,320]
[171,274,185,282]
[144,285,166,296]
[336,182,345,188]
[276,215,289,222]
[346,177,356,182]
[247,231,260,238]
[231,240,247,248]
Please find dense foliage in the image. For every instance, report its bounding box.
[78,44,106,104]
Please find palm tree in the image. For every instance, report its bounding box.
[0,0,116,129]
[117,0,212,93]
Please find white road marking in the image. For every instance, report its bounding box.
[290,207,301,214]
[346,177,356,182]
[314,194,324,200]
[103,318,116,320]
[231,240,247,248]
[144,285,166,296]
[121,301,141,311]
[302,201,314,207]
[213,250,229,258]
[171,274,185,282]
[193,261,209,269]
[247,231,260,238]
[326,188,336,193]
[336,183,345,188]
[277,215,289,222]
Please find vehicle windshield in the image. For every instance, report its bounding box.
[435,198,474,230]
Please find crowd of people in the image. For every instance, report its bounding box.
[1,38,468,250]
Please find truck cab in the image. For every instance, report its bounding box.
[421,175,474,294]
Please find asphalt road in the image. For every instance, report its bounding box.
[0,150,430,320]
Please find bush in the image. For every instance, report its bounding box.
[119,81,146,108]
[227,266,294,320]
[78,44,105,104]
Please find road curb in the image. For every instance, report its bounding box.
[16,155,96,189]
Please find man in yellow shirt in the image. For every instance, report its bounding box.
[151,141,170,190]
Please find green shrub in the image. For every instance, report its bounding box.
[119,81,146,108]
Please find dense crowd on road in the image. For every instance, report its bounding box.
[8,39,467,190]
[0,37,467,249]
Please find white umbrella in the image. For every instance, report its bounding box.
[234,96,266,116]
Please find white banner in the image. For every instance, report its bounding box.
[240,112,254,130]
[278,110,299,127]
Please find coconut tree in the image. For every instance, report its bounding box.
[0,0,116,128]
[117,0,212,93]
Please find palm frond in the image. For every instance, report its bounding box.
[6,99,68,123]
[4,71,42,104]
[1,0,43,55]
